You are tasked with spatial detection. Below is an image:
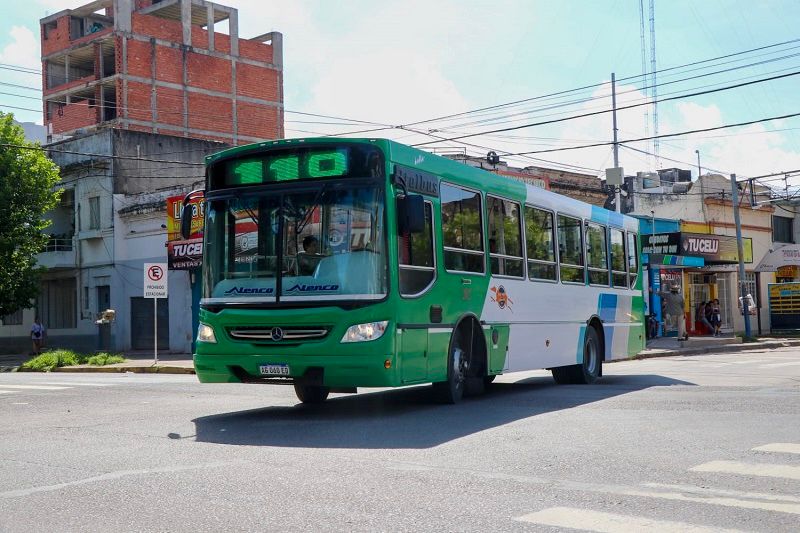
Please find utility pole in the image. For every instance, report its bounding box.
[611,72,621,213]
[730,173,752,338]
[695,149,701,179]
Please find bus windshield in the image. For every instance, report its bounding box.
[203,183,387,303]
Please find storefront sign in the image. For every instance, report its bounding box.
[679,232,752,264]
[166,195,205,241]
[168,237,203,270]
[777,265,798,278]
[642,233,681,255]
[768,282,800,330]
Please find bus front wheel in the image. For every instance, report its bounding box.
[294,383,330,404]
[433,327,470,404]
[552,326,601,385]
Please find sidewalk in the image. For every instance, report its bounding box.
[0,352,194,374]
[639,334,800,358]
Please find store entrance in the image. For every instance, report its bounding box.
[689,273,712,335]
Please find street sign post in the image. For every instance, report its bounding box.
[143,263,168,364]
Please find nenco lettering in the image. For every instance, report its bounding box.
[683,237,719,254]
[285,284,340,292]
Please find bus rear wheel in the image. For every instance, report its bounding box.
[552,326,601,385]
[294,383,330,404]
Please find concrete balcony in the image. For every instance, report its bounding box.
[37,235,77,270]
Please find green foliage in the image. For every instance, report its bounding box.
[0,112,62,316]
[21,349,82,371]
[21,350,126,371]
[85,353,125,366]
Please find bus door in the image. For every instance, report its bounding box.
[397,200,437,383]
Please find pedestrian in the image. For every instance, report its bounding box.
[31,316,45,356]
[698,301,714,335]
[710,298,722,337]
[651,285,687,340]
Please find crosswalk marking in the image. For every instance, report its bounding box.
[515,507,744,532]
[0,384,69,390]
[642,482,800,503]
[0,390,15,394]
[760,361,800,368]
[38,381,111,387]
[752,443,800,455]
[690,460,800,481]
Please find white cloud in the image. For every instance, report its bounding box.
[0,26,40,71]
[676,102,723,131]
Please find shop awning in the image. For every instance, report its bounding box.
[755,244,800,272]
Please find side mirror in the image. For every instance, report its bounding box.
[397,195,425,234]
[180,189,204,240]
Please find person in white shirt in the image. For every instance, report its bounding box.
[31,317,45,355]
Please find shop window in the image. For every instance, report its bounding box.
[741,272,757,307]
[440,183,484,273]
[524,206,557,281]
[399,201,435,295]
[586,223,609,286]
[558,214,584,283]
[610,228,627,288]
[487,196,523,278]
[89,197,100,230]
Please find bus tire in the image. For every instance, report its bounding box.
[551,326,602,385]
[433,327,469,404]
[294,384,330,404]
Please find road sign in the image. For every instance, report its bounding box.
[144,263,168,298]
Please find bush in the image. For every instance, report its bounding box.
[21,350,126,371]
[21,349,83,371]
[85,353,125,366]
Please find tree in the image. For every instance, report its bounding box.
[0,112,61,317]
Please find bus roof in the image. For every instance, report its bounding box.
[205,137,638,232]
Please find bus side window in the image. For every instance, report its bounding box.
[557,214,585,284]
[627,232,639,288]
[586,222,609,286]
[487,196,524,278]
[440,183,484,273]
[524,206,557,281]
[399,201,435,296]
[610,228,627,288]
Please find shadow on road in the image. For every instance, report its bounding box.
[189,373,692,449]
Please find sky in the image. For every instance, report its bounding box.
[2,0,800,187]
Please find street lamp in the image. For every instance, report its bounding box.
[695,149,702,179]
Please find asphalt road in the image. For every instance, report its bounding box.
[1,347,799,532]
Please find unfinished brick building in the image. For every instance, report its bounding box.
[40,0,284,144]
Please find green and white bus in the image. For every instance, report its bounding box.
[184,138,645,404]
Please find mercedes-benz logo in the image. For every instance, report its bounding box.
[270,327,284,341]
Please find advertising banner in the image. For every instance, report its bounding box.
[680,232,752,263]
[166,195,204,242]
[168,238,203,270]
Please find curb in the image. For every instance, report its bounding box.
[53,365,195,374]
[633,339,800,360]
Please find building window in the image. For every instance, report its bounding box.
[440,183,484,273]
[89,197,100,230]
[38,278,77,329]
[524,206,557,281]
[772,215,793,244]
[742,272,758,307]
[399,201,435,296]
[557,214,585,283]
[610,228,627,288]
[1,309,24,326]
[487,196,524,278]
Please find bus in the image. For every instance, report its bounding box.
[183,138,646,404]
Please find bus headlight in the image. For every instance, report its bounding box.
[197,323,217,343]
[341,321,388,343]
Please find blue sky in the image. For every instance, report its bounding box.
[2,0,800,181]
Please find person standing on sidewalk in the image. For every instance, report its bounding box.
[710,298,722,337]
[651,285,687,340]
[30,317,45,355]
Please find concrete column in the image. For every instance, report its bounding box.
[113,0,132,33]
[64,54,70,84]
[272,32,283,68]
[181,0,192,47]
[229,8,238,56]
[206,4,215,52]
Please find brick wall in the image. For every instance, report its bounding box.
[131,12,182,42]
[187,52,231,93]
[236,63,279,101]
[237,102,279,139]
[126,81,152,122]
[155,86,184,127]
[41,16,71,57]
[188,93,232,133]
[49,100,98,133]
[239,40,273,63]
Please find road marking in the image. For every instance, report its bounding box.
[38,381,111,387]
[0,390,17,394]
[761,361,800,368]
[0,384,69,390]
[753,443,800,455]
[643,482,800,503]
[690,460,800,481]
[515,507,743,532]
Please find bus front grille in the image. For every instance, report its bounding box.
[227,326,329,342]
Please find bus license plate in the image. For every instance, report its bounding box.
[260,364,290,376]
